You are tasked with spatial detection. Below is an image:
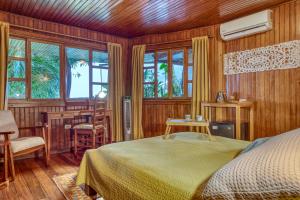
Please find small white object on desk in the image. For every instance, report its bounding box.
[196,115,204,122]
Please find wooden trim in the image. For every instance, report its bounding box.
[184,47,188,98]
[10,24,109,45]
[154,51,158,98]
[143,99,191,105]
[168,50,172,98]
[89,48,93,99]
[13,144,45,157]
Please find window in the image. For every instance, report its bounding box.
[7,37,109,101]
[172,50,184,97]
[143,48,192,98]
[157,51,168,97]
[66,47,89,99]
[7,38,26,99]
[31,42,60,99]
[92,51,109,98]
[143,52,155,98]
[66,48,109,99]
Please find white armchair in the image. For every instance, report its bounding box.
[0,110,48,186]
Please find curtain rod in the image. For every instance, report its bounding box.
[145,35,214,46]
[10,24,109,45]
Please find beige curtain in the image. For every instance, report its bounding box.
[0,22,9,110]
[191,36,210,131]
[131,45,146,140]
[108,43,124,142]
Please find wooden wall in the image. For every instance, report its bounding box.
[225,0,300,138]
[0,11,130,153]
[131,0,300,139]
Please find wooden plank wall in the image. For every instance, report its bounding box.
[132,25,225,138]
[225,0,300,138]
[0,11,130,153]
[1,0,299,146]
[131,0,300,139]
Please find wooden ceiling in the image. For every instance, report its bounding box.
[0,0,290,37]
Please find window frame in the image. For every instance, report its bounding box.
[7,37,27,100]
[143,52,156,98]
[65,45,109,100]
[29,38,63,101]
[143,47,192,99]
[90,49,110,99]
[7,35,109,103]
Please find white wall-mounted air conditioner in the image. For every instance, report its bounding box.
[220,10,272,41]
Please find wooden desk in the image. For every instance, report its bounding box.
[201,101,254,140]
[41,109,112,157]
[163,119,213,140]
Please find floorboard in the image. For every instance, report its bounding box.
[0,154,80,200]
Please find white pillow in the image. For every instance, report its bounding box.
[202,128,300,200]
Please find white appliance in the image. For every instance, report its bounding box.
[123,96,132,141]
[220,10,273,41]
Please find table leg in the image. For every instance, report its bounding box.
[249,106,254,141]
[47,119,51,159]
[163,125,171,139]
[206,126,213,141]
[235,106,241,140]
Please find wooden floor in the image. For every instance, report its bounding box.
[0,153,80,200]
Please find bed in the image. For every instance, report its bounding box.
[76,132,249,200]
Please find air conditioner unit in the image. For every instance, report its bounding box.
[123,96,132,141]
[220,10,272,41]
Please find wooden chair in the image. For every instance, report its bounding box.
[65,100,91,152]
[0,110,48,188]
[73,100,107,157]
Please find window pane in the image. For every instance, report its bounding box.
[92,51,108,67]
[172,50,184,97]
[144,53,155,68]
[157,52,168,97]
[144,68,154,82]
[66,47,89,98]
[93,84,108,98]
[31,42,60,99]
[9,38,25,58]
[93,68,108,83]
[8,60,25,78]
[188,48,193,64]
[144,84,155,98]
[7,81,25,99]
[188,83,192,97]
[188,66,193,81]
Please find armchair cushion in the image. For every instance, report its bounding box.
[0,110,19,141]
[11,137,45,153]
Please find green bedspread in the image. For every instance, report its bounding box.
[76,132,250,200]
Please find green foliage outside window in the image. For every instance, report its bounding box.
[31,42,60,99]
[157,63,168,97]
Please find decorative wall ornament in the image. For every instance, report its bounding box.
[224,40,300,75]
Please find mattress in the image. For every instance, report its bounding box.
[76,132,250,200]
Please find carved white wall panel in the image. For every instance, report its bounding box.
[224,40,300,75]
